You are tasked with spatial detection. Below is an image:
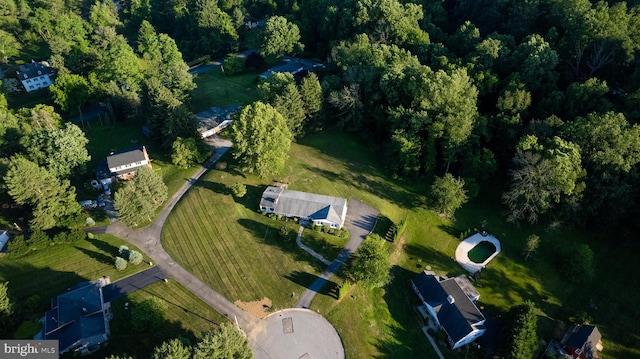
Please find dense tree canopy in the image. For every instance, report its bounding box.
[114,166,168,227]
[5,156,81,229]
[230,101,292,177]
[347,233,391,289]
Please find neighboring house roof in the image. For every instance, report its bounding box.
[562,325,603,359]
[44,280,109,354]
[0,231,8,251]
[107,146,147,169]
[16,60,55,80]
[194,104,241,137]
[259,57,323,79]
[260,186,347,226]
[412,272,485,344]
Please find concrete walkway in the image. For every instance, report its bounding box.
[295,198,380,308]
[295,226,331,266]
[422,327,446,359]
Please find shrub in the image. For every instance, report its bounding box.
[27,229,50,250]
[85,217,95,226]
[7,235,28,257]
[279,226,290,240]
[129,250,143,265]
[223,55,246,75]
[87,232,95,239]
[118,245,130,257]
[115,257,128,270]
[231,183,247,197]
[338,228,349,239]
[214,161,227,170]
[522,234,540,260]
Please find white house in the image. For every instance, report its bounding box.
[96,146,152,188]
[16,60,55,92]
[259,186,348,229]
[411,271,486,349]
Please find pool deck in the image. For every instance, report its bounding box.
[455,232,501,274]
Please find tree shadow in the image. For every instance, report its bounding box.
[86,237,120,256]
[237,218,326,272]
[0,263,88,337]
[74,246,114,265]
[284,270,337,299]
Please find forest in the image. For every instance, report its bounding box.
[1,0,640,356]
[2,0,639,233]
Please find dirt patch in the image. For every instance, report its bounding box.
[390,233,407,264]
[234,297,273,318]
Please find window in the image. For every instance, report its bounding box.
[135,161,142,165]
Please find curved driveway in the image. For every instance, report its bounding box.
[90,135,368,357]
[295,198,380,308]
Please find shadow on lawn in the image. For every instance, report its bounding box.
[374,265,436,358]
[74,246,113,265]
[86,237,120,256]
[87,298,202,359]
[285,270,337,299]
[237,218,326,272]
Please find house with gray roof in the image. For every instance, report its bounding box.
[411,271,486,349]
[259,186,348,229]
[42,277,111,356]
[16,60,55,92]
[560,325,603,359]
[96,146,152,187]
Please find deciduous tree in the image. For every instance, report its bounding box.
[193,322,252,359]
[171,137,211,168]
[260,16,303,58]
[347,233,391,289]
[21,123,90,178]
[230,102,292,177]
[0,29,21,63]
[49,74,91,112]
[430,173,468,217]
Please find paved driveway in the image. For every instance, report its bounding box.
[295,198,379,308]
[102,266,166,302]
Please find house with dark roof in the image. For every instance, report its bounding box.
[259,186,348,229]
[411,271,486,349]
[96,146,152,187]
[560,325,603,359]
[41,277,111,356]
[259,57,324,79]
[16,60,55,92]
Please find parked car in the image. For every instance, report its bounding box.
[97,197,105,207]
[79,200,97,209]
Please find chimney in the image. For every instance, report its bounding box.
[447,295,455,304]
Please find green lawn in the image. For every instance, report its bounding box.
[162,130,640,359]
[188,68,262,113]
[0,234,148,311]
[301,229,349,262]
[88,280,228,358]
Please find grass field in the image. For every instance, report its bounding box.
[188,68,261,112]
[0,234,148,312]
[162,130,640,359]
[88,280,228,358]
